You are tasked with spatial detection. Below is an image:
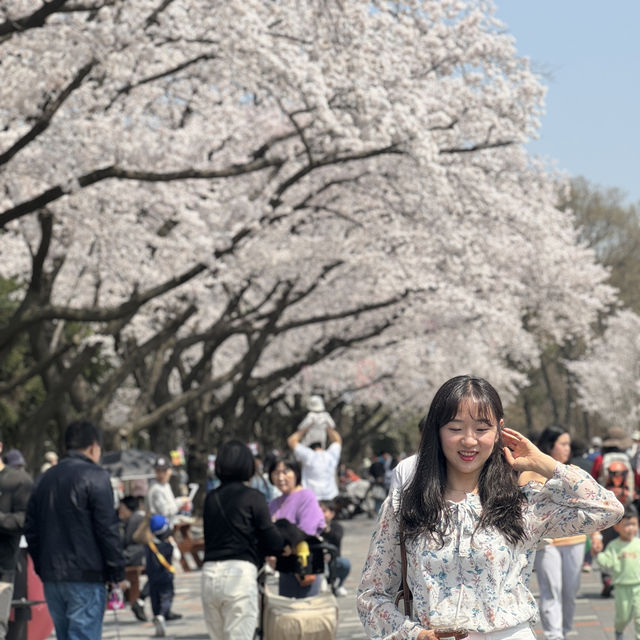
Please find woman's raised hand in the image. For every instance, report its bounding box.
[502,428,557,479]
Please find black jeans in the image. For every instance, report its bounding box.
[149,578,173,617]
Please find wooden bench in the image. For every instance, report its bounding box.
[178,537,205,571]
[173,520,204,571]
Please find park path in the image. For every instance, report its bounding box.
[91,512,617,639]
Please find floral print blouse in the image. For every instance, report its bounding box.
[357,463,623,640]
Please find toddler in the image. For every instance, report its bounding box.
[319,500,351,596]
[594,503,640,640]
[146,514,181,637]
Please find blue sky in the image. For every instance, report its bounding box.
[494,1,640,204]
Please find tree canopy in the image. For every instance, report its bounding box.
[0,0,616,461]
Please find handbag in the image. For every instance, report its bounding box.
[394,531,413,618]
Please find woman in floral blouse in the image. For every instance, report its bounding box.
[357,375,623,640]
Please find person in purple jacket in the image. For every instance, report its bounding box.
[267,455,325,597]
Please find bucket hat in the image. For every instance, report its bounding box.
[602,426,631,450]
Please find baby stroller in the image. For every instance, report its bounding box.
[255,537,340,640]
[334,479,376,519]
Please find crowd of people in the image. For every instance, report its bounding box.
[0,395,352,640]
[1,380,640,640]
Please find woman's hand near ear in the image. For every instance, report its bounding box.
[502,428,557,480]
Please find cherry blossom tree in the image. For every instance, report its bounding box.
[568,310,640,429]
[0,0,615,457]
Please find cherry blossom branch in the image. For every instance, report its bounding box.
[440,140,515,154]
[269,144,404,206]
[276,97,314,164]
[273,293,406,334]
[88,304,198,420]
[0,0,69,38]
[0,262,206,350]
[291,172,370,211]
[107,53,217,108]
[0,60,97,166]
[0,156,283,227]
[248,318,396,392]
[145,0,178,28]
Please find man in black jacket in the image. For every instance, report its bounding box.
[0,432,33,640]
[24,420,125,640]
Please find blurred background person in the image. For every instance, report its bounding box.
[201,440,290,640]
[267,455,325,598]
[118,495,148,622]
[532,425,585,640]
[319,500,350,597]
[287,422,342,501]
[40,451,59,475]
[147,456,190,527]
[0,433,33,640]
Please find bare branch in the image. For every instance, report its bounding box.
[0,341,74,395]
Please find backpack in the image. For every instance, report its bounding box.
[599,452,635,504]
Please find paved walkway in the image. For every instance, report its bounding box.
[94,514,621,639]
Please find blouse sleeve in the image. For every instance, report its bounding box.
[357,494,426,640]
[525,463,623,541]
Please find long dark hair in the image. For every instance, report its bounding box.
[400,375,526,546]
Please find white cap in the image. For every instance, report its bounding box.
[307,395,325,412]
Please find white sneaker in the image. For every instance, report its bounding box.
[153,615,166,637]
[335,586,348,597]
